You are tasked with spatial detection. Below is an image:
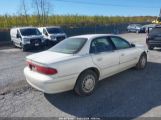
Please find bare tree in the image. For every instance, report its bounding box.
[32,0,41,25]
[20,0,29,25]
[32,0,52,26]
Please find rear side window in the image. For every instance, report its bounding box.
[111,36,131,50]
[149,28,161,35]
[90,37,114,53]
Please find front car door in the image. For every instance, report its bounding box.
[90,36,120,80]
[110,36,140,70]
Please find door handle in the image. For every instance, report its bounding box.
[121,53,125,56]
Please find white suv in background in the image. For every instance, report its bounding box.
[10,27,45,51]
[38,26,67,44]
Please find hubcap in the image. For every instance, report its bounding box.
[82,75,95,93]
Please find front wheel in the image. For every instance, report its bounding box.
[21,44,27,52]
[148,45,154,50]
[74,70,98,96]
[135,53,147,70]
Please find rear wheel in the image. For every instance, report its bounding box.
[12,41,17,48]
[74,70,98,96]
[135,53,147,70]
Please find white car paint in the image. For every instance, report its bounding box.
[10,27,44,48]
[24,34,148,94]
[38,26,67,42]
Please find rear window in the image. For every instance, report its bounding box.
[149,27,161,35]
[49,38,87,54]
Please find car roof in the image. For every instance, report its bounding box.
[44,26,61,28]
[70,34,116,39]
[12,27,37,30]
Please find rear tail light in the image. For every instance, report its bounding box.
[27,61,57,75]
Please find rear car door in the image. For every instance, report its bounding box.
[90,37,120,79]
[110,36,139,69]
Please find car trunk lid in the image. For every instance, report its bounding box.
[26,50,73,65]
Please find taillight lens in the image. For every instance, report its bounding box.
[27,61,57,75]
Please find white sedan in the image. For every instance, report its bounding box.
[24,34,148,96]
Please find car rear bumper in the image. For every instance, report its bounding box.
[24,67,78,94]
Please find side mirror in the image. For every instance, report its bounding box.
[16,34,21,38]
[131,43,136,47]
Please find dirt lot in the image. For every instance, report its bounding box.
[0,33,161,118]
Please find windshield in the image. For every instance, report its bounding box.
[149,27,161,35]
[20,28,41,36]
[135,24,142,27]
[47,28,64,34]
[49,38,87,54]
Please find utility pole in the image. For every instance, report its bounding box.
[159,8,161,17]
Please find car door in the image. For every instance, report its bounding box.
[110,36,140,70]
[90,37,120,79]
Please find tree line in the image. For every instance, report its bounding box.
[0,0,156,29]
[0,15,156,29]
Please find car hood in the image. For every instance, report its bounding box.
[26,50,74,65]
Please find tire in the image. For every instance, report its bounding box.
[135,53,147,70]
[74,70,98,96]
[21,44,27,52]
[148,45,154,50]
[12,41,17,48]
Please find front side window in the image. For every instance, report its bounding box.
[111,36,131,50]
[90,37,114,53]
[49,38,87,54]
[20,28,41,36]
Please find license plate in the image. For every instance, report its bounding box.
[35,43,39,46]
